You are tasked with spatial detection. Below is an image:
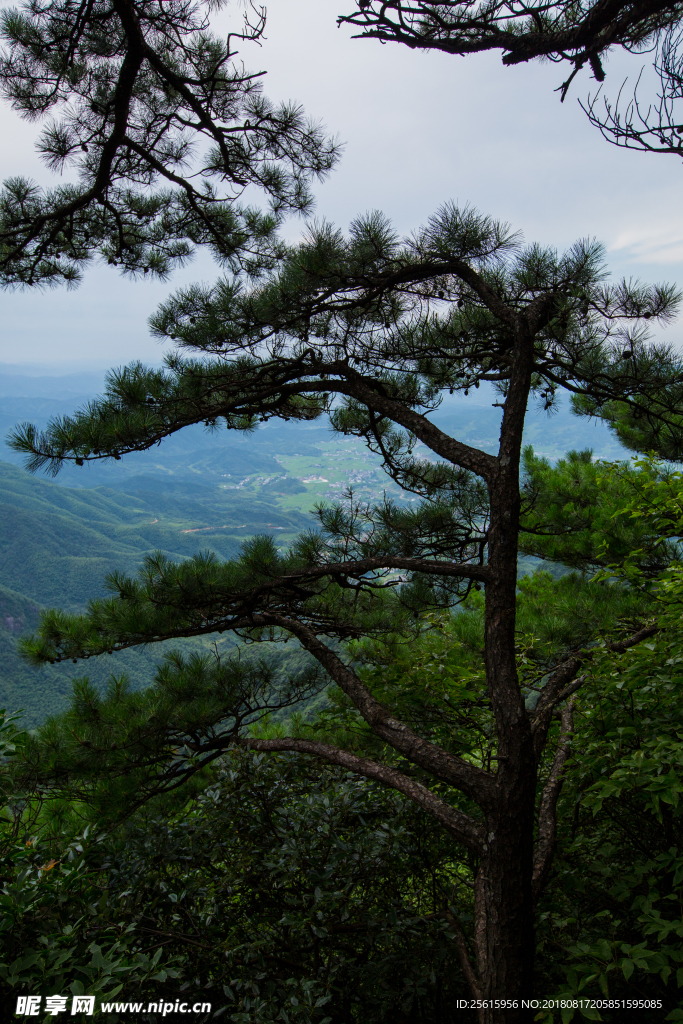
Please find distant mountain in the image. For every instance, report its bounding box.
[431,392,624,462]
[0,366,106,398]
[0,370,627,728]
[0,456,314,727]
[0,461,312,605]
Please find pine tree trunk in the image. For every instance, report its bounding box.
[473,324,537,1024]
[473,768,537,1024]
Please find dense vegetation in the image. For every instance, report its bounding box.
[3,0,683,1021]
[3,540,683,1022]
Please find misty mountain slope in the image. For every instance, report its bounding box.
[0,370,628,729]
[432,399,624,461]
[0,461,312,608]
[0,455,313,726]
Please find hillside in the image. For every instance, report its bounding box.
[0,457,312,727]
[0,461,311,607]
[0,369,625,727]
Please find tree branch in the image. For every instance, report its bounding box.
[256,611,497,809]
[532,696,576,904]
[531,623,658,756]
[237,734,484,852]
[444,908,484,1007]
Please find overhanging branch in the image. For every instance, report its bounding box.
[237,733,485,853]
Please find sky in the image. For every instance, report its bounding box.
[1,0,683,371]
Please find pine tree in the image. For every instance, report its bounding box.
[339,0,683,166]
[520,446,683,573]
[9,205,682,1023]
[0,0,339,287]
[336,0,683,452]
[338,0,682,99]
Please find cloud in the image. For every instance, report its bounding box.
[2,0,682,366]
[610,225,683,265]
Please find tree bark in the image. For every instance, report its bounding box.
[472,318,538,1023]
[474,772,537,1023]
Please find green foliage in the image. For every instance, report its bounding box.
[14,648,325,821]
[521,448,682,575]
[0,825,183,1017]
[570,376,683,463]
[10,551,648,822]
[533,612,683,1020]
[516,455,683,1017]
[5,586,683,1022]
[0,0,339,287]
[1,748,471,1022]
[0,709,184,1011]
[327,572,649,764]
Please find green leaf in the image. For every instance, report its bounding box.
[579,1007,603,1022]
[621,959,635,980]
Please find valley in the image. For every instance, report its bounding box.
[0,368,624,727]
